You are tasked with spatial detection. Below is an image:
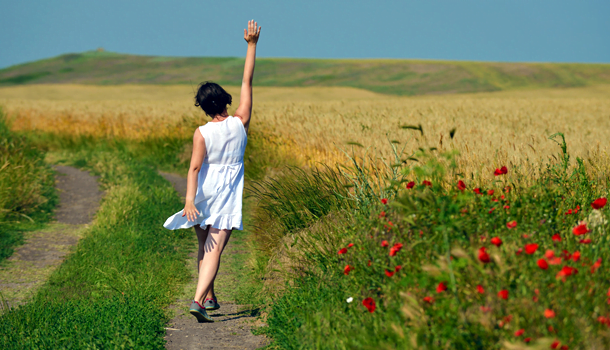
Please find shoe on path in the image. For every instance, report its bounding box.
[204,297,220,311]
[189,300,214,322]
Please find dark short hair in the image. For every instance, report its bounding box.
[194,82,232,117]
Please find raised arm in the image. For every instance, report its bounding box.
[234,20,261,133]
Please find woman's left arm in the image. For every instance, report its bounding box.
[183,129,206,222]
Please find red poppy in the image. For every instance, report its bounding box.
[478,247,491,263]
[384,269,395,277]
[362,297,376,313]
[548,326,555,333]
[506,221,517,229]
[395,265,402,272]
[591,258,602,273]
[538,259,549,270]
[347,243,354,248]
[338,248,348,255]
[480,306,491,312]
[422,180,432,187]
[498,290,509,300]
[516,248,523,255]
[514,329,524,337]
[551,340,560,349]
[437,282,448,293]
[406,181,415,189]
[423,296,434,304]
[579,238,592,244]
[457,180,466,191]
[592,198,607,209]
[524,243,539,254]
[389,243,403,257]
[474,188,482,195]
[544,309,556,318]
[344,265,352,275]
[561,346,568,350]
[378,211,386,218]
[565,209,573,215]
[476,285,485,294]
[556,266,578,280]
[494,166,508,176]
[549,257,562,265]
[524,337,531,343]
[367,260,372,266]
[381,198,388,204]
[572,223,590,236]
[545,250,555,259]
[381,240,389,247]
[504,186,511,193]
[572,251,581,262]
[488,208,496,214]
[552,234,562,242]
[490,237,503,247]
[503,205,510,209]
[488,189,495,196]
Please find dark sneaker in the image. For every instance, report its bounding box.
[204,297,220,311]
[189,300,213,322]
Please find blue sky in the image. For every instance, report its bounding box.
[1,0,608,69]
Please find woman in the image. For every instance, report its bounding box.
[163,20,261,322]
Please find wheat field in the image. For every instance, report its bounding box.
[2,84,609,183]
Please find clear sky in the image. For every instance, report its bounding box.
[1,0,609,69]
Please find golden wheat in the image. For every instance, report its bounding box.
[2,84,609,183]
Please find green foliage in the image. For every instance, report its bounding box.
[2,51,610,95]
[0,141,192,348]
[0,109,57,261]
[253,138,610,349]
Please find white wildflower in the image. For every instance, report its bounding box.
[588,210,608,231]
[346,297,353,303]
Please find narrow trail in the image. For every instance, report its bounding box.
[160,171,267,350]
[0,165,104,306]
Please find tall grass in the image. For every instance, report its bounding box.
[0,108,56,262]
[250,133,610,349]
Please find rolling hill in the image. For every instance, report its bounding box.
[1,51,610,95]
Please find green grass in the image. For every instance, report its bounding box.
[2,51,610,95]
[0,110,56,262]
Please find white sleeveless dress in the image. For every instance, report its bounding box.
[163,116,247,231]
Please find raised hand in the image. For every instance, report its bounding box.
[244,20,261,44]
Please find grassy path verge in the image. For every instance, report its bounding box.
[0,147,193,348]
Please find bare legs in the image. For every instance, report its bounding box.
[194,225,232,304]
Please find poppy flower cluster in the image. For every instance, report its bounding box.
[572,223,590,236]
[362,297,376,313]
[337,243,355,255]
[592,197,607,209]
[389,243,403,256]
[494,166,508,176]
[457,180,466,191]
[384,265,402,277]
[506,221,517,229]
[478,247,491,263]
[490,237,502,247]
[564,205,580,215]
[422,180,432,187]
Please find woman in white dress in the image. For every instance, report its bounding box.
[163,20,261,322]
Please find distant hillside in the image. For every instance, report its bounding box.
[1,51,610,95]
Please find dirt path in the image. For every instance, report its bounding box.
[0,165,104,306]
[160,171,267,350]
